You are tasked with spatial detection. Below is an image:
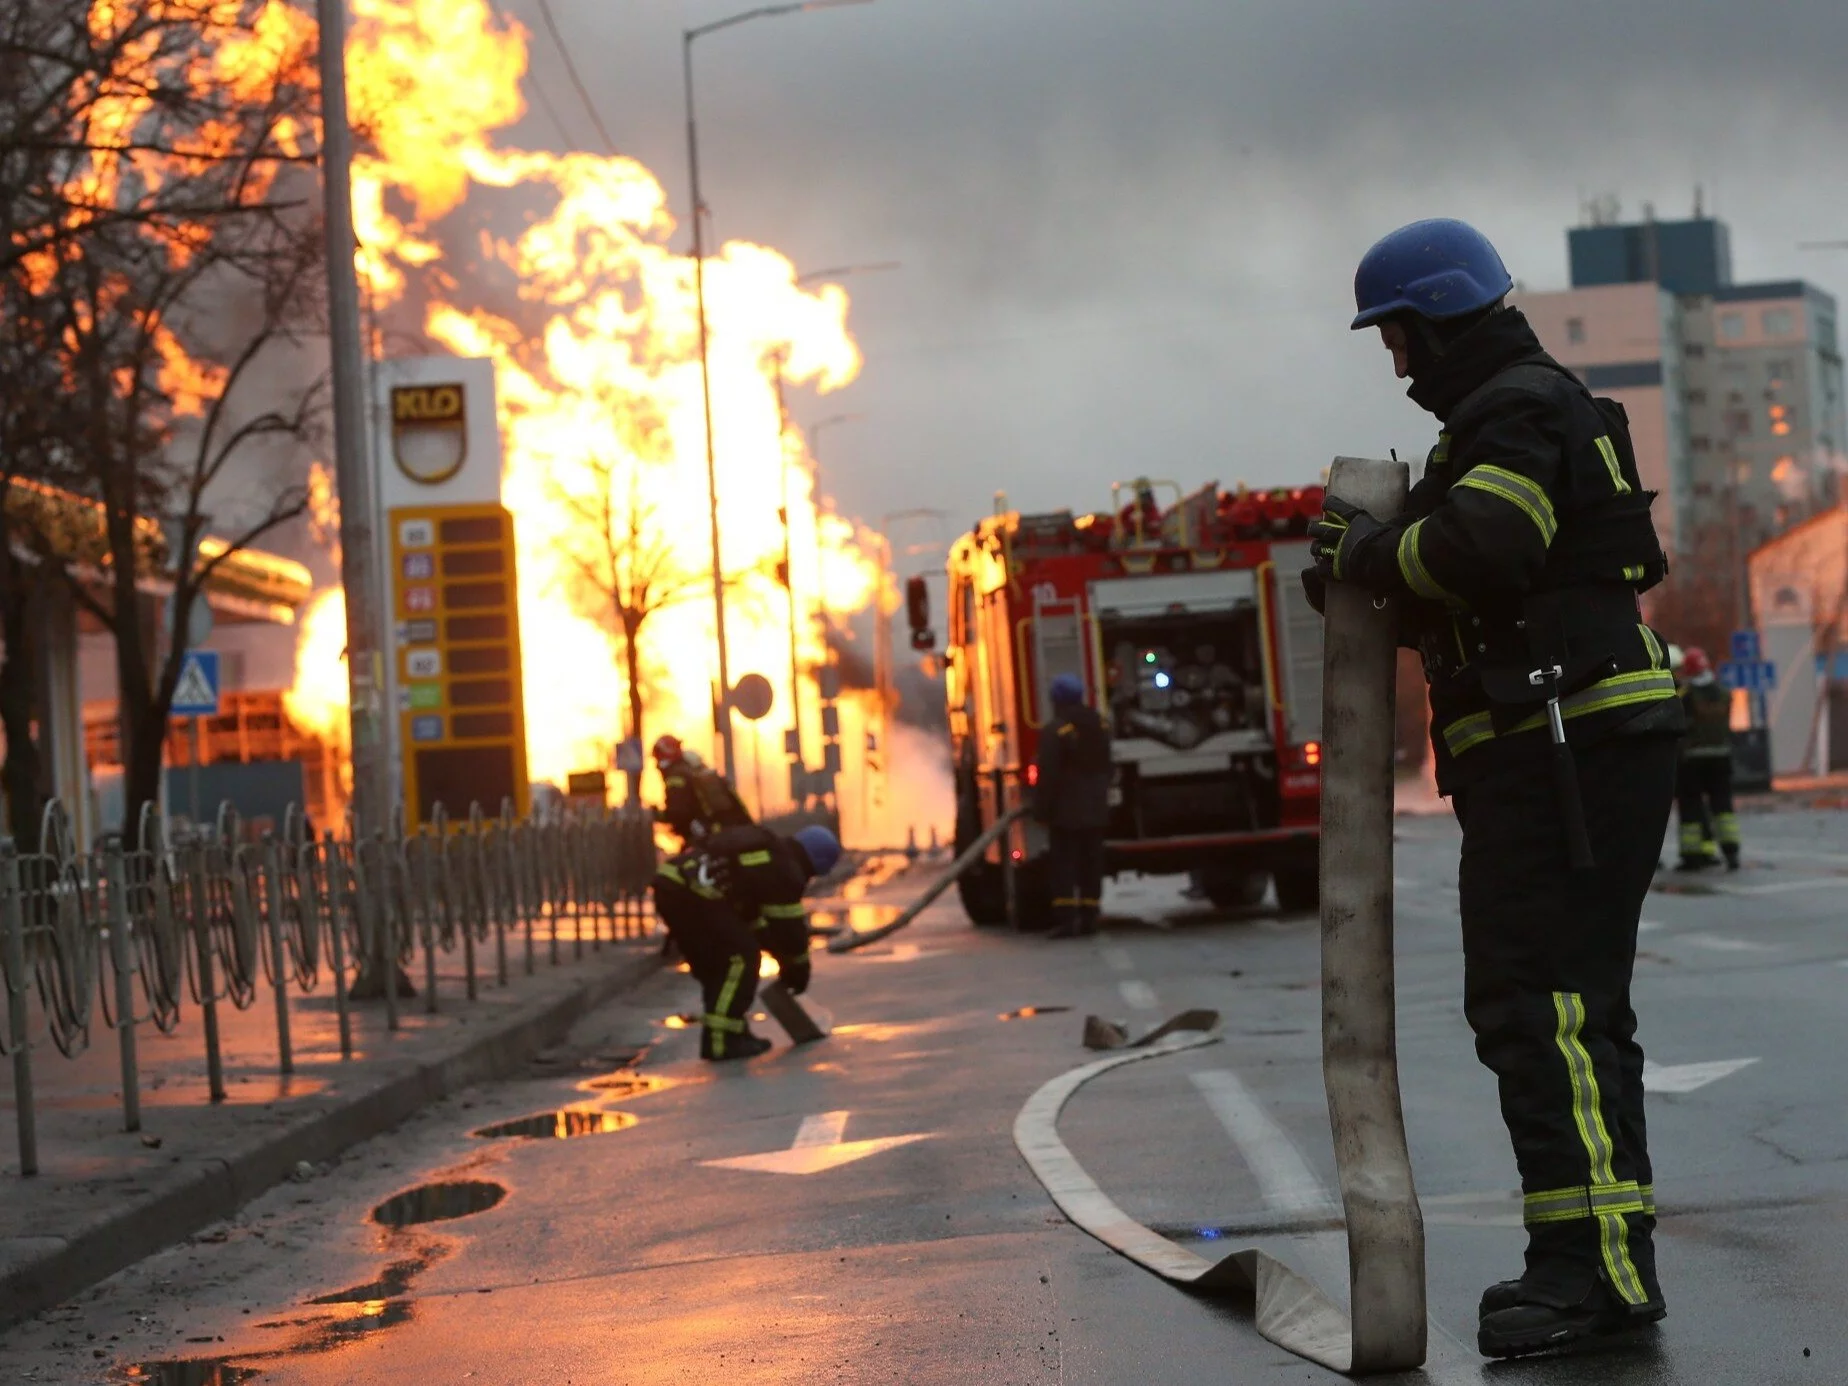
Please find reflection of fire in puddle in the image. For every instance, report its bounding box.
[998,1006,1073,1021]
[113,1365,259,1385]
[659,1013,698,1029]
[808,904,902,936]
[579,1071,672,1098]
[472,1109,637,1140]
[830,1019,950,1043]
[371,1179,506,1229]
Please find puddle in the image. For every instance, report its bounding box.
[471,1109,637,1140]
[114,1366,259,1385]
[309,1251,440,1305]
[659,1013,698,1029]
[579,1072,671,1097]
[998,1005,1073,1021]
[371,1179,506,1228]
[808,904,902,936]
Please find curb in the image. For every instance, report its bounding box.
[0,949,661,1331]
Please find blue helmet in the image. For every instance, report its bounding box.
[1048,673,1085,707]
[1351,219,1513,330]
[793,824,842,877]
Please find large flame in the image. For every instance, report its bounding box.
[283,0,929,840]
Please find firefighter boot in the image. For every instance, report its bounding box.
[1723,843,1741,871]
[700,1024,772,1062]
[1479,1272,1665,1358]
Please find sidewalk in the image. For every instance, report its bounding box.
[0,933,660,1329]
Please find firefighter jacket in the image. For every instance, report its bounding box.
[657,760,753,842]
[655,824,812,966]
[1385,310,1684,792]
[1034,704,1112,831]
[1680,676,1732,759]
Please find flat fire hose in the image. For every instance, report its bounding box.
[826,806,1029,953]
[1013,457,1427,1377]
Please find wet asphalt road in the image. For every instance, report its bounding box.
[6,809,1847,1385]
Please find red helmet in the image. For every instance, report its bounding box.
[1681,647,1711,677]
[651,734,683,766]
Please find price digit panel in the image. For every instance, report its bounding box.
[389,503,530,827]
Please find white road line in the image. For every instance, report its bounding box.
[1118,979,1159,1010]
[1679,932,1777,953]
[1100,946,1134,973]
[1189,1070,1335,1217]
[1643,1058,1759,1094]
[793,1111,849,1147]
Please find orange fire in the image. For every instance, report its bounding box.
[284,0,916,835]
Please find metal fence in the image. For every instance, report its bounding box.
[0,796,660,1177]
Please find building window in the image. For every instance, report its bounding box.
[1690,436,1711,452]
[1685,388,1707,406]
[1724,408,1752,437]
[1683,342,1706,359]
[1768,359,1794,381]
[1565,317,1586,345]
[1718,311,1747,341]
[1763,308,1796,337]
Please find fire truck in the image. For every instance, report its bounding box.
[922,478,1328,926]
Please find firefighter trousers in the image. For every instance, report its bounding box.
[1047,826,1105,934]
[650,879,760,1059]
[1676,755,1738,865]
[1452,732,1678,1311]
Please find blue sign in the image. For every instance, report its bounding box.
[411,715,445,742]
[171,650,221,716]
[614,737,645,773]
[1730,630,1762,663]
[1719,660,1777,693]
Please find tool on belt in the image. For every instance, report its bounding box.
[1527,660,1597,871]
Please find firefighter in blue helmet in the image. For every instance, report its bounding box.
[1309,218,1684,1359]
[1035,672,1112,938]
[651,823,841,1061]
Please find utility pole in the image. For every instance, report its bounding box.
[771,352,806,803]
[315,0,388,834]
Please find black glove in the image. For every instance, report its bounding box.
[779,956,812,995]
[1300,566,1326,615]
[1309,496,1403,595]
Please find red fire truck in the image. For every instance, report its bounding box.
[925,478,1328,926]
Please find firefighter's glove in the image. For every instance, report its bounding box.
[779,956,812,995]
[1300,567,1327,616]
[1309,497,1401,595]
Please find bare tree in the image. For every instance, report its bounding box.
[1,0,325,833]
[553,456,710,796]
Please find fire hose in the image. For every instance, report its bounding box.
[1011,456,1428,1375]
[825,806,1028,954]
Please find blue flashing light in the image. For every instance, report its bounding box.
[1153,672,1171,689]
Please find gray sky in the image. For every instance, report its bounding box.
[498,0,1848,535]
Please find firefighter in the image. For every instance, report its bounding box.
[650,822,841,1061]
[1307,218,1684,1359]
[1674,647,1738,870]
[1035,673,1112,939]
[652,734,753,844]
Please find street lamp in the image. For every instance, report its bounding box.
[683,0,874,783]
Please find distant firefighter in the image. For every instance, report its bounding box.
[1035,673,1112,939]
[652,734,753,844]
[1673,648,1739,871]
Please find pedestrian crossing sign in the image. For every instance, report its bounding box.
[171,650,221,716]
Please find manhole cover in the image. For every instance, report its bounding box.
[371,1180,506,1228]
[471,1110,637,1140]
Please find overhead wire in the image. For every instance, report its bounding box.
[484,0,578,152]
[530,0,623,156]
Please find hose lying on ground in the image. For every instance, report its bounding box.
[825,807,1028,954]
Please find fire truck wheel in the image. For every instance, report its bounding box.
[1273,866,1320,915]
[957,859,1009,927]
[1199,867,1269,911]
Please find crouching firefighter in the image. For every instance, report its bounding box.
[651,823,842,1061]
[1307,218,1685,1359]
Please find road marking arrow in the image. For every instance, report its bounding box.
[1643,1058,1759,1094]
[702,1110,934,1175]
